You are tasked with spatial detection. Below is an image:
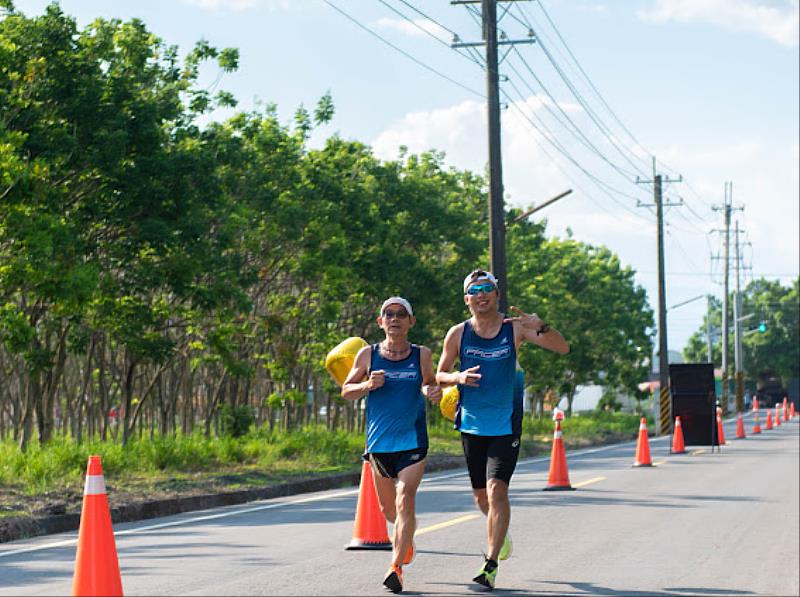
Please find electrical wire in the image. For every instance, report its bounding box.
[323,0,484,98]
[378,0,485,67]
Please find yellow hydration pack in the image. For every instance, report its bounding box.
[324,337,368,387]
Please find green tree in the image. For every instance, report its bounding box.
[685,278,799,386]
[507,218,654,415]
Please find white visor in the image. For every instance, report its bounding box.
[463,270,499,293]
[380,297,413,317]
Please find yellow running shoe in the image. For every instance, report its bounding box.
[473,557,498,590]
[499,532,513,560]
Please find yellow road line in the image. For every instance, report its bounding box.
[690,449,705,456]
[652,459,666,466]
[572,476,606,488]
[416,514,481,536]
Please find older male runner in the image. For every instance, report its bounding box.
[342,297,441,594]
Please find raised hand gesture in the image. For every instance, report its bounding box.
[504,306,545,332]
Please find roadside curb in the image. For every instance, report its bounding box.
[0,455,465,544]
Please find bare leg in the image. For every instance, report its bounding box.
[371,464,398,525]
[391,459,425,567]
[485,478,510,561]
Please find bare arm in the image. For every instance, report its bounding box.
[506,306,569,354]
[435,324,482,387]
[419,345,442,403]
[341,346,385,401]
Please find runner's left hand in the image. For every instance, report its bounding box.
[504,306,543,330]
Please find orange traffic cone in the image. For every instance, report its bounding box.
[671,416,686,454]
[782,398,789,422]
[791,402,796,419]
[717,413,726,445]
[543,409,574,490]
[774,405,781,427]
[752,398,761,434]
[72,456,123,597]
[765,410,773,430]
[735,412,746,439]
[633,418,653,467]
[345,460,392,550]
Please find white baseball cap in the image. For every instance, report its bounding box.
[380,296,414,317]
[463,269,499,293]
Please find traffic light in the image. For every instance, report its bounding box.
[757,321,767,333]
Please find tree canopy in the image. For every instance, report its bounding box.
[0,2,656,448]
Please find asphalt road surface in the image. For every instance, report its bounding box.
[1,415,798,596]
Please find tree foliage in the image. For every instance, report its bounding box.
[683,278,799,385]
[0,2,656,448]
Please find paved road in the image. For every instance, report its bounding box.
[1,415,798,596]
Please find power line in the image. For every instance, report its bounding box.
[323,0,484,98]
[378,0,484,67]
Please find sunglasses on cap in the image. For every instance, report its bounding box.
[466,283,497,295]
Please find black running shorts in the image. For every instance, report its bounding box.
[461,433,520,489]
[366,448,428,479]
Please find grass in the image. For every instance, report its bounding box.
[0,412,642,517]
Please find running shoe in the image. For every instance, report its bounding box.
[472,557,498,590]
[499,532,513,560]
[383,563,403,594]
[402,539,416,566]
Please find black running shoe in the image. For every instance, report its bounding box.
[472,557,498,590]
[383,564,403,594]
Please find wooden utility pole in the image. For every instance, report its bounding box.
[452,0,534,311]
[637,158,681,435]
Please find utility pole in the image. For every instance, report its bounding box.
[452,0,534,311]
[637,157,682,436]
[733,221,752,414]
[712,183,742,414]
[706,294,714,363]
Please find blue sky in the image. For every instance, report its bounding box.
[14,0,800,354]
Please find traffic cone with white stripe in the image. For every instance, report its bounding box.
[790,402,796,419]
[765,410,773,430]
[671,416,686,454]
[72,455,123,597]
[774,404,781,427]
[345,460,392,550]
[782,398,789,422]
[735,412,746,439]
[633,418,653,467]
[752,398,761,434]
[717,410,726,445]
[543,409,574,490]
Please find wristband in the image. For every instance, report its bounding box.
[536,323,551,336]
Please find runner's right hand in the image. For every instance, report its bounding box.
[458,365,481,387]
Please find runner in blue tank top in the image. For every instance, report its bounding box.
[342,297,441,594]
[436,269,569,590]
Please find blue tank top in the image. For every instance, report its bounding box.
[366,344,428,453]
[457,320,520,436]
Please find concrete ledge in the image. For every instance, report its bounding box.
[0,455,464,544]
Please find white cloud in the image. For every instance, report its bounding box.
[370,100,798,349]
[372,17,450,42]
[180,0,297,11]
[637,0,800,46]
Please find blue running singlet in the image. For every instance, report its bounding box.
[457,320,521,437]
[366,344,428,453]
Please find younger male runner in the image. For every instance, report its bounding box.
[436,270,569,590]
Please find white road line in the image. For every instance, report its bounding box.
[0,434,662,558]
